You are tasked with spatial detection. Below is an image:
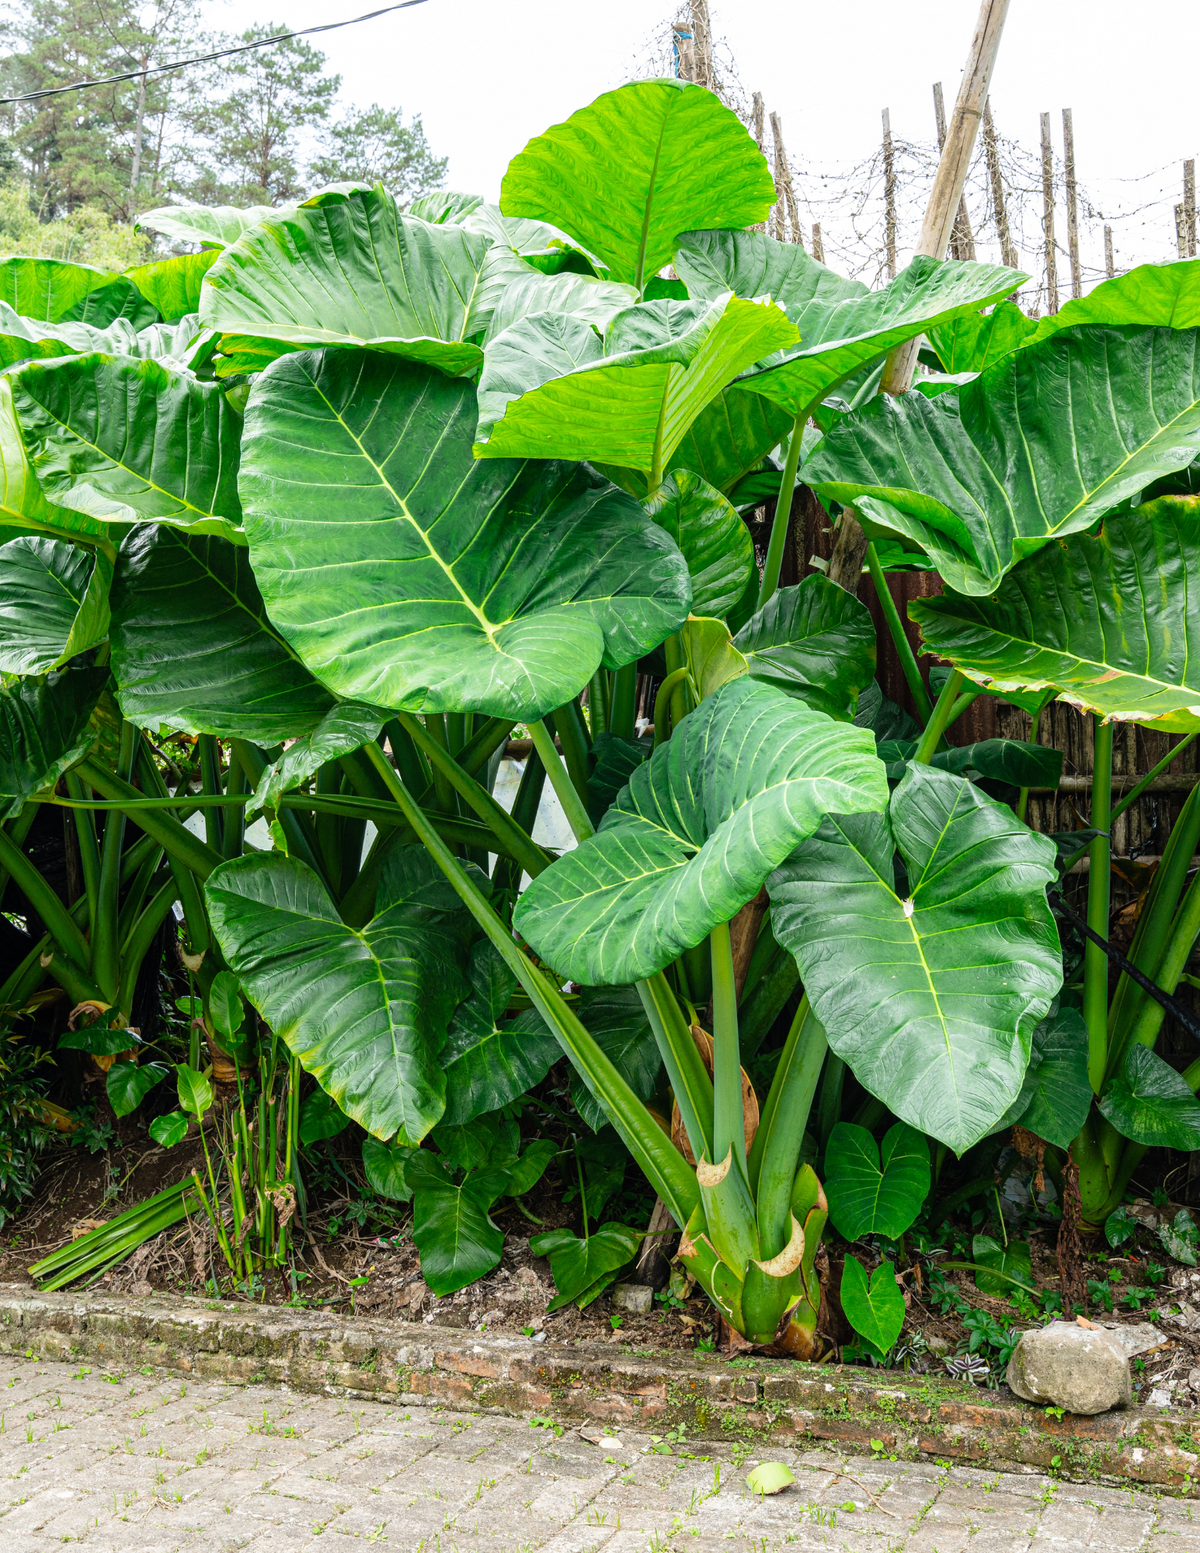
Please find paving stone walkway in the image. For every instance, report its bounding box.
[2,1353,1199,1553]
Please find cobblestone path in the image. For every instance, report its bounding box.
[1,1353,1199,1552]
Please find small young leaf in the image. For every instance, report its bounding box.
[105,1060,167,1119]
[58,1023,141,1056]
[1158,1208,1200,1267]
[300,1088,351,1146]
[208,970,243,1043]
[412,1169,512,1296]
[824,1121,930,1242]
[745,1462,796,1496]
[838,1256,904,1353]
[1104,1205,1140,1250]
[505,1137,557,1198]
[148,1111,189,1148]
[530,1223,643,1312]
[176,1064,212,1120]
[362,1137,417,1203]
[971,1234,1034,1296]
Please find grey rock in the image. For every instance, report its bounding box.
[1006,1322,1132,1415]
[1093,1320,1165,1356]
[611,1282,654,1314]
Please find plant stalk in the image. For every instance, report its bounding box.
[865,542,933,722]
[913,671,965,764]
[758,412,806,609]
[527,719,594,842]
[1084,719,1114,1092]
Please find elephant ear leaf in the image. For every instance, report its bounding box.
[238,351,690,721]
[0,666,108,820]
[440,943,561,1126]
[0,536,111,674]
[529,1222,643,1310]
[912,497,1200,732]
[929,299,1038,373]
[514,676,887,986]
[500,80,775,289]
[200,187,496,376]
[732,575,877,721]
[10,355,243,541]
[643,470,754,619]
[769,764,1062,1153]
[0,256,132,324]
[839,1256,904,1353]
[823,1121,930,1241]
[999,1007,1092,1150]
[110,524,336,744]
[1098,1043,1200,1150]
[205,852,471,1145]
[804,325,1200,595]
[137,202,274,249]
[125,251,220,322]
[411,1163,513,1297]
[1024,257,1200,347]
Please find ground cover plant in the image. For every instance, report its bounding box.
[2,77,1200,1372]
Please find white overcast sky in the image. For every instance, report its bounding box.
[203,0,1199,287]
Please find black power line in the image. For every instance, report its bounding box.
[0,0,432,106]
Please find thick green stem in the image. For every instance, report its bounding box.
[64,773,100,941]
[197,735,223,852]
[654,668,691,748]
[636,971,714,1165]
[1084,720,1114,1093]
[222,758,247,859]
[383,719,431,794]
[116,877,179,1015]
[710,921,746,1183]
[0,826,93,974]
[587,672,609,738]
[421,714,458,815]
[1113,864,1200,1065]
[748,997,828,1255]
[360,741,699,1226]
[913,671,964,764]
[758,412,805,609]
[528,719,594,842]
[610,664,638,741]
[815,1051,846,1154]
[75,760,222,879]
[866,542,933,722]
[663,633,692,731]
[399,712,552,879]
[93,720,135,1001]
[550,700,591,806]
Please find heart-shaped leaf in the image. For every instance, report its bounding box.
[475,294,796,474]
[769,764,1062,1152]
[529,1223,643,1311]
[804,325,1200,595]
[644,470,754,619]
[0,256,141,324]
[930,300,1038,373]
[972,1234,1035,1294]
[10,355,243,541]
[110,524,336,744]
[1001,1009,1092,1150]
[176,1063,213,1119]
[514,676,887,986]
[300,1088,351,1146]
[208,970,243,1044]
[361,1136,416,1201]
[912,497,1200,732]
[0,536,111,674]
[732,576,877,721]
[106,1059,168,1118]
[149,1111,188,1148]
[506,1138,558,1197]
[201,187,497,376]
[824,1121,930,1241]
[839,1255,904,1352]
[238,350,690,721]
[137,202,273,249]
[501,80,775,289]
[125,251,220,322]
[205,850,471,1144]
[410,1156,512,1295]
[440,942,561,1126]
[674,236,1021,417]
[0,666,107,820]
[1099,1043,1200,1150]
[877,738,1064,790]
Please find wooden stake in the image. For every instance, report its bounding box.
[881,0,1012,394]
[812,222,824,263]
[983,98,1018,270]
[752,92,765,154]
[1177,204,1188,261]
[1062,108,1082,300]
[1104,224,1115,278]
[933,82,975,260]
[1040,112,1059,314]
[771,112,803,248]
[1186,159,1197,258]
[882,107,897,279]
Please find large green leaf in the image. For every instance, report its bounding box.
[929,300,1037,373]
[238,351,691,721]
[250,701,387,816]
[823,1121,930,1241]
[1001,1007,1092,1150]
[409,1153,512,1296]
[110,524,335,743]
[0,535,110,673]
[125,251,220,321]
[731,576,877,721]
[877,738,1064,789]
[200,186,497,375]
[644,470,754,618]
[609,384,794,499]
[0,257,133,324]
[1098,1043,1200,1150]
[0,666,107,820]
[673,236,1022,416]
[0,301,143,371]
[205,851,472,1144]
[479,256,636,344]
[10,355,243,541]
[586,732,651,827]
[769,764,1062,1152]
[440,942,561,1126]
[972,1234,1035,1295]
[530,1223,643,1311]
[1025,258,1200,348]
[804,325,1200,595]
[911,497,1200,732]
[500,80,775,289]
[839,1255,904,1352]
[62,278,159,331]
[514,676,887,985]
[136,202,274,249]
[474,294,796,473]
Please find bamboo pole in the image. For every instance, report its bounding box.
[882,107,896,279]
[1177,205,1189,261]
[933,82,975,260]
[1063,108,1082,300]
[1186,159,1197,258]
[983,98,1018,269]
[1104,225,1115,278]
[771,112,803,248]
[811,222,824,263]
[1040,112,1059,313]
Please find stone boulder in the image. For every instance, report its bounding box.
[1006,1321,1132,1415]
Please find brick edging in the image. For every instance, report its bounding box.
[1,1285,1197,1493]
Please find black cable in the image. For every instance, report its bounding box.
[0,0,431,106]
[1050,889,1200,1046]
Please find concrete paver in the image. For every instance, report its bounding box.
[1,1353,1199,1551]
